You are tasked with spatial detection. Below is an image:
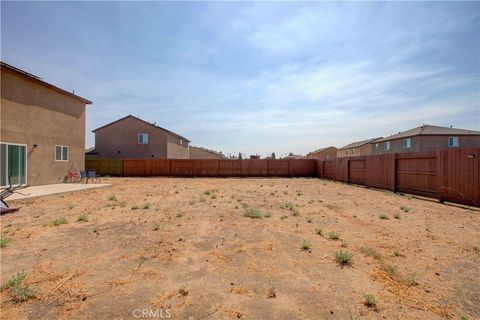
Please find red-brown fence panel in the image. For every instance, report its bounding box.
[170,160,195,176]
[348,156,366,185]
[334,157,348,182]
[365,154,395,191]
[124,159,148,177]
[395,151,438,198]
[241,159,268,177]
[291,159,317,177]
[322,160,335,179]
[267,160,291,177]
[193,160,219,177]
[438,148,479,206]
[218,160,242,177]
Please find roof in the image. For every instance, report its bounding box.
[376,125,480,142]
[190,146,226,158]
[339,137,382,150]
[1,61,92,104]
[307,146,337,155]
[85,147,97,154]
[92,115,191,142]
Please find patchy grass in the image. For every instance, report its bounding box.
[360,246,382,260]
[378,213,389,220]
[301,240,311,251]
[328,231,341,241]
[0,237,11,248]
[67,204,75,210]
[131,205,139,210]
[315,228,323,236]
[335,250,353,266]
[0,271,37,303]
[244,208,263,219]
[362,293,377,308]
[264,212,272,218]
[77,215,89,222]
[394,212,401,219]
[400,205,411,212]
[108,194,117,201]
[143,203,151,209]
[51,217,68,226]
[306,217,312,223]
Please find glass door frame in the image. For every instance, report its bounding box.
[1,142,28,187]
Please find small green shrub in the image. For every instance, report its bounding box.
[335,250,353,266]
[152,223,160,231]
[328,231,340,241]
[472,246,480,254]
[143,203,150,209]
[67,204,75,210]
[405,273,418,286]
[77,215,88,222]
[0,271,37,303]
[244,208,262,219]
[108,194,117,201]
[264,212,272,218]
[394,212,401,219]
[316,228,323,236]
[301,240,311,251]
[0,238,11,248]
[400,206,411,212]
[131,205,139,210]
[362,293,376,308]
[306,217,312,223]
[51,217,68,226]
[379,213,389,220]
[380,262,398,278]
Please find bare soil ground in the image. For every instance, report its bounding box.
[1,178,479,320]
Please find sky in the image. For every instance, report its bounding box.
[1,1,479,157]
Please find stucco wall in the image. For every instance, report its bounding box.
[306,147,337,159]
[337,144,373,157]
[94,117,189,159]
[166,134,190,159]
[372,135,480,154]
[1,69,86,185]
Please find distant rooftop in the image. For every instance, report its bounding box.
[376,125,480,142]
[339,137,382,150]
[307,146,337,155]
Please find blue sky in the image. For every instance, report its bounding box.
[2,2,479,157]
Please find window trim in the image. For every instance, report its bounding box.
[448,136,459,148]
[138,133,149,145]
[384,141,390,151]
[55,145,69,162]
[403,138,411,149]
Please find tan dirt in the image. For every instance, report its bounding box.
[1,177,479,320]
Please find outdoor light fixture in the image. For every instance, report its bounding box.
[467,154,475,159]
[33,144,38,148]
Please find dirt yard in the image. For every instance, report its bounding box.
[1,178,479,319]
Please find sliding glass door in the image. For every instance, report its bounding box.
[0,143,27,186]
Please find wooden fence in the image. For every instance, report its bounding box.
[85,159,123,176]
[316,148,480,207]
[85,148,479,207]
[122,159,317,177]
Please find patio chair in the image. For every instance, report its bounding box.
[87,171,101,183]
[79,171,88,183]
[0,176,29,215]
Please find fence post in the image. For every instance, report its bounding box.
[437,150,445,203]
[346,158,350,184]
[392,155,397,193]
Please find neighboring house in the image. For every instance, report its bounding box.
[89,115,190,159]
[189,146,226,159]
[337,138,382,157]
[372,125,480,154]
[1,61,92,186]
[306,146,337,159]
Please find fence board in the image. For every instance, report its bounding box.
[86,159,123,176]
[267,160,291,177]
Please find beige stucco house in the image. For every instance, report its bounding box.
[372,125,480,154]
[1,62,92,186]
[306,146,337,159]
[337,138,382,158]
[88,115,190,159]
[189,146,226,159]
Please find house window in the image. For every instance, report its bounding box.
[138,133,149,144]
[55,145,69,161]
[352,148,356,153]
[403,138,411,148]
[375,143,379,149]
[180,139,183,145]
[384,142,390,151]
[448,136,459,147]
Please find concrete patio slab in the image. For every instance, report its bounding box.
[6,183,111,201]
